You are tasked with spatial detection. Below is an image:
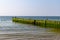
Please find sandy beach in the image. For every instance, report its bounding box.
[0,33,59,40]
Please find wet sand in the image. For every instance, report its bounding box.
[0,33,59,40]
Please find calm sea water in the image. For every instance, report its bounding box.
[0,16,60,21]
[0,16,59,34]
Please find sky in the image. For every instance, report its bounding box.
[0,0,60,16]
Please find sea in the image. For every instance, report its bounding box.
[0,16,60,34]
[0,16,59,40]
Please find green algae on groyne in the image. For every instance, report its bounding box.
[12,17,60,28]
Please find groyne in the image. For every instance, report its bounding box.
[12,17,60,28]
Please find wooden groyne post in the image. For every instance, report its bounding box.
[45,17,48,27]
[34,20,36,25]
[12,17,60,29]
[45,20,46,27]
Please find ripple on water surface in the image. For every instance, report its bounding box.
[0,21,56,34]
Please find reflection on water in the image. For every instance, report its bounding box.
[48,28,60,34]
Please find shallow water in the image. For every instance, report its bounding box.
[0,21,59,40]
[0,21,53,34]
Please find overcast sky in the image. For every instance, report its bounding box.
[0,0,60,16]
